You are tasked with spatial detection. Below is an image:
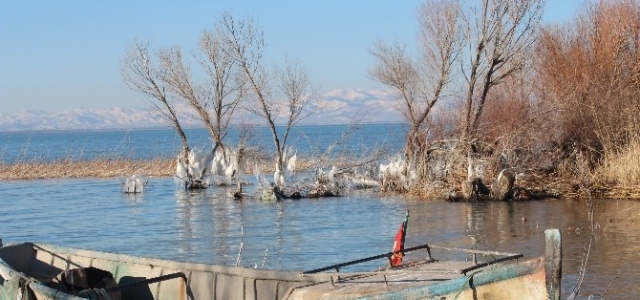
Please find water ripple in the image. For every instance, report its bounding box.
[2,178,640,299]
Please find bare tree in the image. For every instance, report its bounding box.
[157,22,245,155]
[121,40,197,186]
[370,0,461,185]
[369,0,543,195]
[275,60,317,148]
[122,15,249,189]
[200,27,247,151]
[122,40,189,153]
[222,14,317,187]
[460,0,544,144]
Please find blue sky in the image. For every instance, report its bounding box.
[0,1,584,114]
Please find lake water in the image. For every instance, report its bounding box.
[1,125,639,299]
[0,123,405,163]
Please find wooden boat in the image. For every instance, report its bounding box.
[0,229,561,300]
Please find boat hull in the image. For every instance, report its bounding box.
[0,242,328,300]
[0,229,561,300]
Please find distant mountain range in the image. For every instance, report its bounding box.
[0,89,404,132]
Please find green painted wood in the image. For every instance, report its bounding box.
[355,260,539,299]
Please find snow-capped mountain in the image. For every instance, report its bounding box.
[307,88,402,124]
[0,108,167,132]
[0,89,404,132]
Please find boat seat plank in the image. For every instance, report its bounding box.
[187,270,215,300]
[216,273,244,300]
[152,268,188,300]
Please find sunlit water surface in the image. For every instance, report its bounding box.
[1,177,639,299]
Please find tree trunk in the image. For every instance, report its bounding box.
[492,169,515,201]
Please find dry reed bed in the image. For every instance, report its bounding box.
[0,158,175,180]
[512,175,640,200]
[0,156,337,181]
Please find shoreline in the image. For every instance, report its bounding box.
[2,158,640,201]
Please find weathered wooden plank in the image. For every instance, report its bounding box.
[545,229,562,300]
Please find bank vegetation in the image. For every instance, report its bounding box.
[371,0,640,200]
